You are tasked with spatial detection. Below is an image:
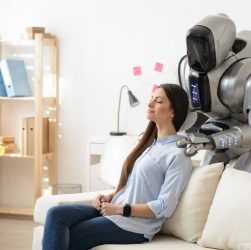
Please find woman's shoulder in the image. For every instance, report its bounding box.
[161,140,187,155]
[153,143,189,164]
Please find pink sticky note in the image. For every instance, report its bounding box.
[152,84,158,93]
[133,66,142,76]
[154,62,164,72]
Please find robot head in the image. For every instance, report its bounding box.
[180,14,251,131]
[179,14,239,118]
[186,13,236,73]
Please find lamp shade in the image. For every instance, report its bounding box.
[128,90,140,108]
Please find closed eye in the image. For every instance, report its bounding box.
[156,97,163,103]
[150,96,164,103]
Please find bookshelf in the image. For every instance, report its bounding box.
[0,30,58,216]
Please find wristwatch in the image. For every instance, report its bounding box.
[123,204,131,217]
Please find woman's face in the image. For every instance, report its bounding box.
[147,87,174,125]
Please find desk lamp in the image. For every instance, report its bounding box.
[110,85,140,136]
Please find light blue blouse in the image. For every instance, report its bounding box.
[105,135,193,240]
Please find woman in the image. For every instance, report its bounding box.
[42,83,193,250]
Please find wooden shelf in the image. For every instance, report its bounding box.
[0,96,34,101]
[0,206,33,216]
[0,153,33,159]
[0,36,56,47]
[0,96,55,102]
[0,39,34,46]
[0,152,54,161]
[0,31,58,216]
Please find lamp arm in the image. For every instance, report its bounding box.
[116,85,129,133]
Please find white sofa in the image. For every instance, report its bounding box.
[33,163,251,250]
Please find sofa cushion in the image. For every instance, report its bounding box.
[33,228,213,250]
[199,167,251,250]
[161,162,224,242]
[92,235,212,249]
[238,243,251,250]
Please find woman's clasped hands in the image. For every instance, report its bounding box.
[92,193,123,216]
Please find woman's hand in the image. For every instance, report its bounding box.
[100,193,114,203]
[92,194,105,211]
[100,202,123,216]
[92,192,115,211]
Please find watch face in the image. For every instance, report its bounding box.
[123,204,131,217]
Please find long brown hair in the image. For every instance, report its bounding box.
[115,83,189,193]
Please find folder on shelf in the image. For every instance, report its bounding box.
[0,59,32,97]
[21,118,28,155]
[22,117,49,156]
[0,70,7,96]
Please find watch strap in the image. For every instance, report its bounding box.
[123,204,131,217]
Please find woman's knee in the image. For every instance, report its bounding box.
[46,205,66,222]
[45,204,100,226]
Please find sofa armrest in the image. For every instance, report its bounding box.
[34,189,114,225]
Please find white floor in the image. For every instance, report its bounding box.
[0,217,37,250]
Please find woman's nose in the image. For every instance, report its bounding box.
[148,100,153,107]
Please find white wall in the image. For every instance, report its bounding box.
[0,0,250,192]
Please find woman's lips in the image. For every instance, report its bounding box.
[147,109,155,114]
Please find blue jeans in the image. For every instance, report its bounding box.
[42,204,148,250]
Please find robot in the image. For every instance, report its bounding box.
[177,13,251,172]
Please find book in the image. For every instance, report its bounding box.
[0,70,7,96]
[22,117,49,156]
[0,143,18,154]
[0,59,32,97]
[0,136,15,144]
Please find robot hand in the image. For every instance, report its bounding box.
[178,125,251,157]
[177,133,214,156]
